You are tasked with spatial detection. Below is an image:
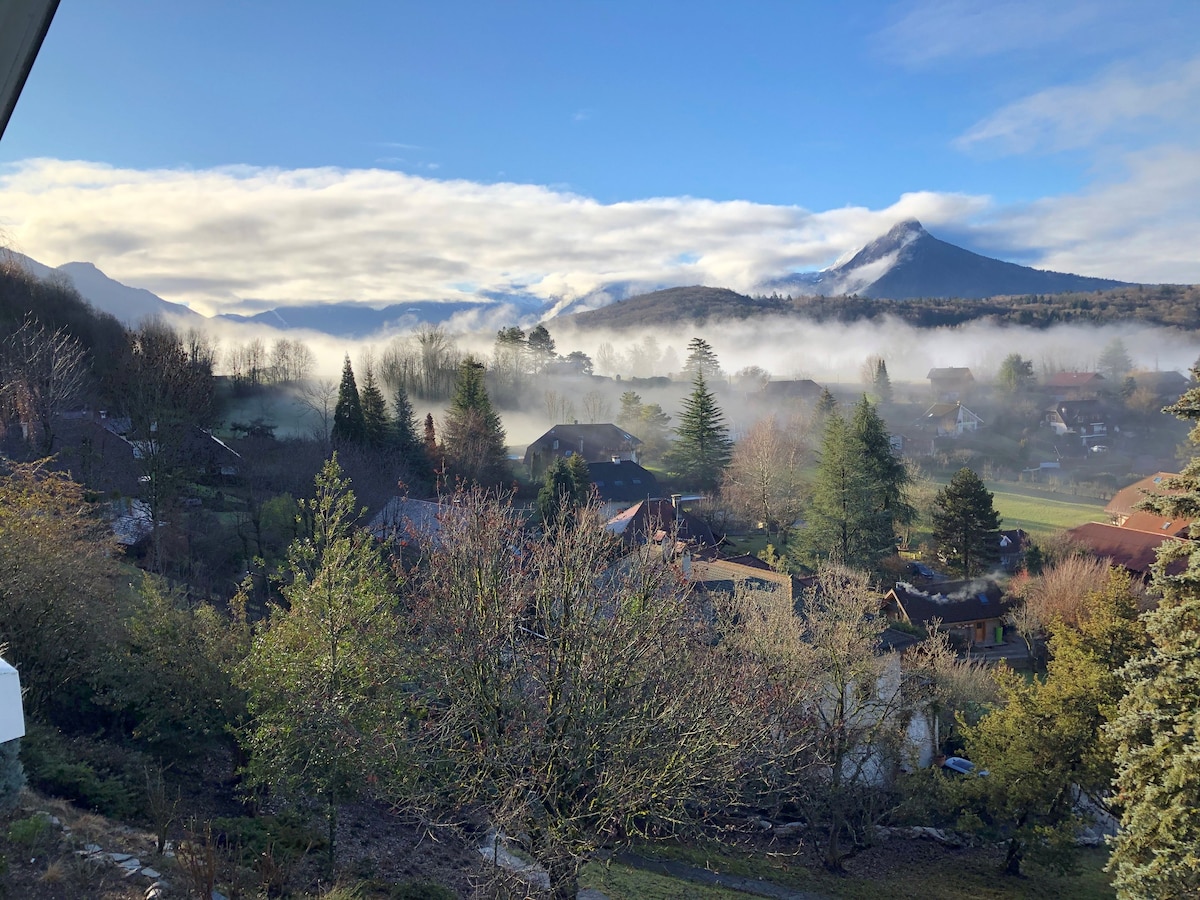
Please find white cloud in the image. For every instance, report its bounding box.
[957,57,1200,154]
[879,0,1103,66]
[0,159,983,316]
[982,144,1200,283]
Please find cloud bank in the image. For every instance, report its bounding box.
[0,148,1198,320]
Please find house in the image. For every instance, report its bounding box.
[881,579,1010,648]
[586,460,659,518]
[604,497,719,555]
[760,379,826,404]
[914,401,983,438]
[1044,371,1106,401]
[1064,522,1188,582]
[888,428,935,458]
[1105,472,1185,525]
[686,555,794,604]
[1118,511,1192,538]
[1044,401,1110,447]
[927,367,974,402]
[524,423,642,478]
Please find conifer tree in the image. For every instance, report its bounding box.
[799,397,910,570]
[1106,372,1200,898]
[873,358,893,403]
[666,371,733,491]
[331,356,366,445]
[931,467,1002,577]
[359,361,390,447]
[683,336,722,383]
[815,386,837,421]
[536,455,591,526]
[442,358,509,487]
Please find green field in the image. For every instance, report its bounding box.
[986,486,1106,540]
[582,846,1116,900]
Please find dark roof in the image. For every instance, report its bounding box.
[879,627,921,653]
[604,498,718,551]
[587,460,659,502]
[1105,472,1183,520]
[927,367,973,380]
[1065,522,1187,577]
[1045,371,1105,387]
[761,379,825,400]
[524,423,642,465]
[883,579,1009,626]
[368,497,445,541]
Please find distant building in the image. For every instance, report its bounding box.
[914,401,983,438]
[760,379,826,404]
[1044,371,1106,401]
[1043,400,1110,447]
[604,497,719,555]
[1105,472,1185,525]
[1064,522,1188,582]
[586,460,659,518]
[524,423,642,478]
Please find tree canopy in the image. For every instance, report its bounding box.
[665,371,733,491]
[931,467,1002,577]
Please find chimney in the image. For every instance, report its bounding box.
[670,493,682,527]
[611,456,620,464]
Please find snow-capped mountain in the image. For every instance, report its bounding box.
[762,219,1131,299]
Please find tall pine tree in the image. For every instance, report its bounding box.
[799,397,910,570]
[359,361,390,448]
[931,467,1002,577]
[1106,372,1200,899]
[666,371,732,491]
[331,356,366,445]
[442,357,509,488]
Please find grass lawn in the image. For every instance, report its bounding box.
[596,841,1116,900]
[986,487,1105,541]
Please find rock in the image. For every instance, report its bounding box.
[83,843,103,854]
[109,853,133,863]
[772,821,804,836]
[141,867,161,879]
[212,890,229,900]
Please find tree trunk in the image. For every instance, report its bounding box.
[1003,836,1023,876]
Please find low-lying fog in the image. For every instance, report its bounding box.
[187,312,1200,450]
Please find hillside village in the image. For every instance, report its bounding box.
[0,252,1198,899]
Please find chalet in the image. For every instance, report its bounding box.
[914,401,983,438]
[1044,371,1106,401]
[927,367,974,402]
[1105,472,1184,525]
[686,555,794,604]
[524,423,642,478]
[604,497,719,555]
[888,428,935,458]
[1118,511,1192,538]
[1044,400,1110,447]
[881,579,1010,648]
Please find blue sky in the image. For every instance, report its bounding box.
[1,1,1199,316]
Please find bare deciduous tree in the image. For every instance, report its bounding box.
[411,492,737,900]
[1,317,88,453]
[721,415,807,540]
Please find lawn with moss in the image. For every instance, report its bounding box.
[986,487,1105,540]
[593,839,1116,900]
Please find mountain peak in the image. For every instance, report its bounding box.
[886,219,926,238]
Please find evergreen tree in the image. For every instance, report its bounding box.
[851,395,914,537]
[1098,337,1134,383]
[683,336,722,383]
[616,391,644,434]
[359,361,390,447]
[799,412,879,568]
[390,383,431,487]
[815,386,837,421]
[527,324,557,373]
[665,371,733,491]
[442,358,510,487]
[873,358,893,403]
[536,455,591,526]
[331,355,366,445]
[799,397,910,570]
[931,467,1002,577]
[1106,372,1200,898]
[241,457,402,872]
